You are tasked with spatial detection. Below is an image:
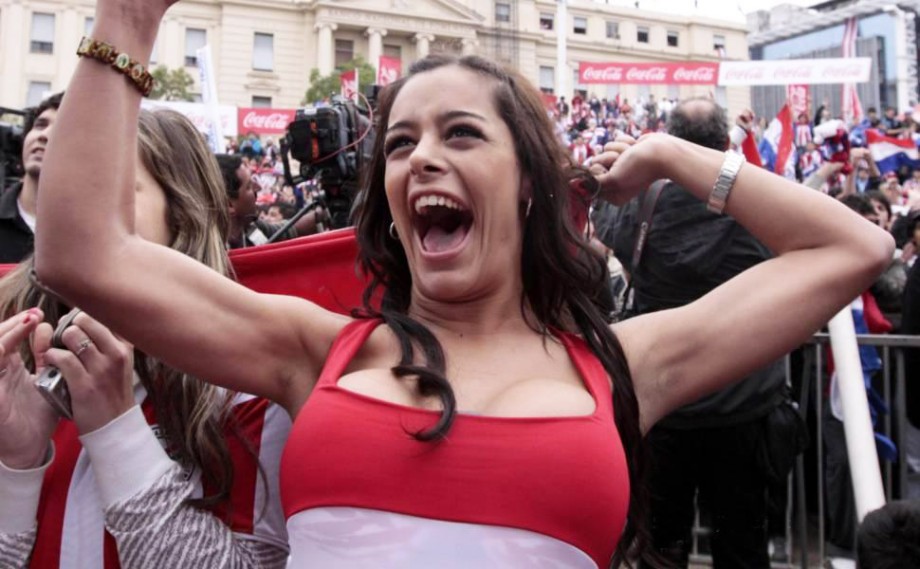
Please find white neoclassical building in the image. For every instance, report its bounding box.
[0,0,750,112]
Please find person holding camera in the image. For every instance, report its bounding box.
[30,0,893,566]
[0,93,64,264]
[216,153,326,248]
[0,110,290,568]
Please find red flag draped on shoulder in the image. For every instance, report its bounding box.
[0,230,369,315]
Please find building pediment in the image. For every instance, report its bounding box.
[314,0,483,36]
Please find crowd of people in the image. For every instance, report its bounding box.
[0,0,917,567]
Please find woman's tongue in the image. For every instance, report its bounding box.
[422,223,467,253]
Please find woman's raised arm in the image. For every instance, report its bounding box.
[33,0,342,412]
[599,134,894,431]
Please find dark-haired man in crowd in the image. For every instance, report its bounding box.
[0,92,63,262]
[215,153,325,249]
[613,97,793,568]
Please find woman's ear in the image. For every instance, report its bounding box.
[520,176,534,202]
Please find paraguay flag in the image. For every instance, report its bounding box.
[758,104,796,179]
[867,130,920,175]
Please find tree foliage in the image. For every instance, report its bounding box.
[149,66,196,101]
[302,56,376,106]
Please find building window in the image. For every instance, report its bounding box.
[713,34,726,52]
[383,44,401,59]
[185,28,206,67]
[667,30,679,47]
[84,17,94,36]
[495,3,511,23]
[253,33,274,71]
[334,39,354,69]
[26,81,51,106]
[30,13,55,54]
[540,13,553,31]
[606,21,619,39]
[573,16,587,35]
[637,26,649,44]
[539,66,554,92]
[252,96,272,108]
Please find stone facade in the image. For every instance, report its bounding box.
[1,0,750,113]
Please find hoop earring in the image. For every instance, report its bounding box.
[389,222,398,240]
[525,199,533,219]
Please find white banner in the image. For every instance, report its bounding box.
[141,100,238,141]
[196,45,224,153]
[718,58,872,86]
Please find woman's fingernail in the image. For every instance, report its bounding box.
[22,314,32,324]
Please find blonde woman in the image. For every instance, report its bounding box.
[0,109,289,568]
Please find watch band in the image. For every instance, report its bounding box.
[707,150,745,214]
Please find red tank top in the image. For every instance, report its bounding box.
[280,319,630,568]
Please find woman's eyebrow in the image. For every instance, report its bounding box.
[387,110,488,135]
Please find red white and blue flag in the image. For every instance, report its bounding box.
[867,130,920,174]
[758,104,796,179]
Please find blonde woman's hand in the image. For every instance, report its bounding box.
[43,312,135,436]
[0,309,58,470]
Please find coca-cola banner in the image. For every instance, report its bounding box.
[578,62,719,85]
[377,56,401,87]
[718,58,871,86]
[237,108,296,135]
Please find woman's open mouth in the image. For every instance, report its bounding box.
[412,194,474,256]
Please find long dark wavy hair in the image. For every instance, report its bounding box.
[352,54,650,567]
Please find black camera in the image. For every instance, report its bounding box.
[0,107,26,190]
[281,93,376,230]
[34,310,83,419]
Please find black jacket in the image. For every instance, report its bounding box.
[0,183,34,263]
[611,182,786,428]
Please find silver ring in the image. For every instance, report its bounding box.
[0,367,8,377]
[74,338,93,357]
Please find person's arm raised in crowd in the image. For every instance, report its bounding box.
[596,134,893,432]
[33,0,344,416]
[803,161,845,192]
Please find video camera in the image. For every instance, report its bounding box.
[0,107,26,189]
[281,91,377,230]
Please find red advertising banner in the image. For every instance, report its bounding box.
[578,62,719,85]
[377,56,402,86]
[340,69,358,102]
[786,84,810,119]
[237,108,296,135]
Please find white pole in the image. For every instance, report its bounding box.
[556,0,568,99]
[826,307,887,520]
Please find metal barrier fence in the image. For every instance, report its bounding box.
[689,333,919,569]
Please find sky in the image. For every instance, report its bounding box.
[597,0,819,23]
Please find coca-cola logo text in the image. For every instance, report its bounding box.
[242,111,291,131]
[582,66,623,82]
[672,66,715,82]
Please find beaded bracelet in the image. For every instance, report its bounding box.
[76,36,154,97]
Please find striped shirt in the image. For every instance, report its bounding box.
[0,387,290,568]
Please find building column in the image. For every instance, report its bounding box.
[414,33,434,59]
[366,27,387,74]
[315,22,338,76]
[0,3,26,106]
[461,36,477,56]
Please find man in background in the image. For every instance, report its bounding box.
[0,92,63,262]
